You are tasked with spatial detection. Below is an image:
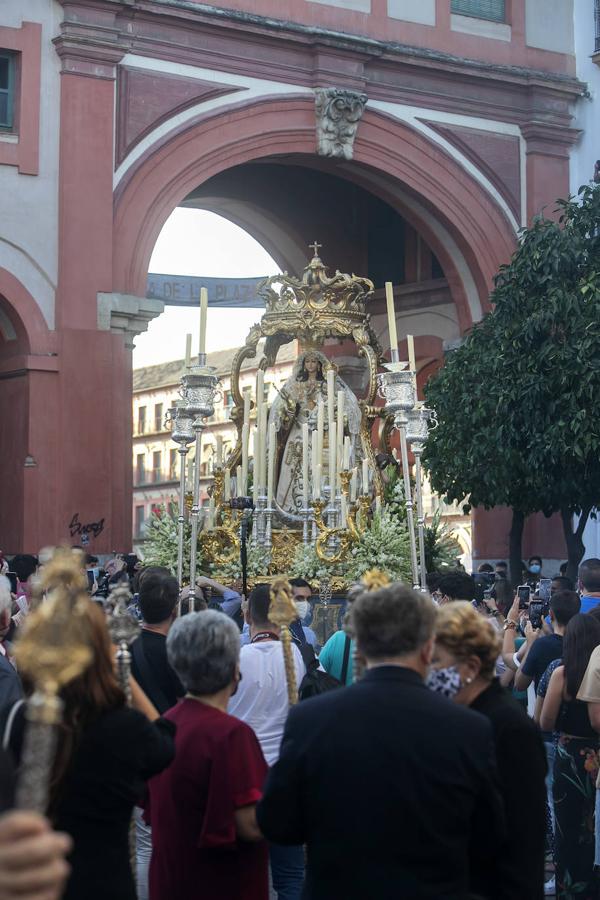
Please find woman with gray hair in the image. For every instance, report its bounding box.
[146,611,269,900]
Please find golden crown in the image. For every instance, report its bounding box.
[257,244,374,348]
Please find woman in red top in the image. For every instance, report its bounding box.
[147,610,268,900]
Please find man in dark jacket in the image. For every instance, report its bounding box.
[257,582,506,900]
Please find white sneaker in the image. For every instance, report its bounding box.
[544,876,555,895]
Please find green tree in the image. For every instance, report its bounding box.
[423,185,600,584]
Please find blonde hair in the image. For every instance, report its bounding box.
[435,602,500,679]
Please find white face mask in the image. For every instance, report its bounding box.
[295,600,310,621]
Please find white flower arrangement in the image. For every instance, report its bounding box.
[345,509,412,583]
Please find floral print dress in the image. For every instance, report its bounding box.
[553,694,599,900]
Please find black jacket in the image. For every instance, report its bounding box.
[257,666,506,900]
[470,680,547,900]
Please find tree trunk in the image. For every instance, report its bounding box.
[509,508,525,589]
[561,506,591,585]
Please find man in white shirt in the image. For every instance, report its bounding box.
[228,582,306,900]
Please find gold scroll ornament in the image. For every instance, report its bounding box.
[268,577,299,706]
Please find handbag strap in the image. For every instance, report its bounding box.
[2,699,24,751]
[340,634,352,685]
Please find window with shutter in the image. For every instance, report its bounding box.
[451,0,505,22]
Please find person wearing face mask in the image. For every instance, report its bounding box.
[527,555,544,587]
[430,602,547,900]
[289,578,318,650]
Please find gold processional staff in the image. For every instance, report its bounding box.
[14,548,94,812]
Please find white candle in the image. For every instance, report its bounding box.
[207,495,215,530]
[407,333,416,373]
[236,464,242,497]
[343,435,351,471]
[340,495,348,529]
[328,421,337,497]
[302,423,309,506]
[267,423,276,506]
[224,469,231,501]
[385,282,398,357]
[315,463,322,501]
[241,423,249,495]
[184,333,192,369]
[199,288,208,357]
[327,371,337,496]
[336,390,345,477]
[261,403,268,491]
[252,427,260,504]
[311,430,319,500]
[256,369,264,415]
[317,400,325,462]
[243,389,251,427]
[362,457,369,494]
[326,368,335,426]
[350,467,358,502]
[216,435,223,469]
[375,495,382,517]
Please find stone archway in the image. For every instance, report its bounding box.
[0,270,59,551]
[113,96,517,334]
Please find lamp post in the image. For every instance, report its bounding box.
[167,401,195,592]
[377,364,419,588]
[181,363,219,609]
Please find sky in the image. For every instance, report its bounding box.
[132,208,280,369]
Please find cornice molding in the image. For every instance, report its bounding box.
[56,0,586,110]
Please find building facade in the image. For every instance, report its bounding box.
[132,342,296,554]
[0,0,595,559]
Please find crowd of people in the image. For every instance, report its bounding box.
[1,548,600,899]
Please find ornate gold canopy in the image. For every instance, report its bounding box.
[258,247,377,350]
[225,248,387,498]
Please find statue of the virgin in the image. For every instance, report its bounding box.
[269,350,361,523]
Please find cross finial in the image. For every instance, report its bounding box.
[309,240,322,257]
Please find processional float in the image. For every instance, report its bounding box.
[167,245,436,606]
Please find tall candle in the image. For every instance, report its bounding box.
[326,368,335,425]
[311,430,319,500]
[252,427,260,504]
[207,495,215,530]
[317,400,325,462]
[340,495,348,529]
[302,423,309,507]
[184,333,192,369]
[328,420,337,497]
[267,423,276,505]
[315,463,322,501]
[216,435,223,468]
[343,435,351,471]
[199,288,208,357]
[375,495,382,517]
[350,467,358,502]
[224,469,231,501]
[260,403,269,490]
[241,423,249,495]
[385,282,398,357]
[243,389,251,427]
[407,333,416,373]
[236,464,242,497]
[362,457,369,494]
[256,369,264,414]
[336,391,345,479]
[327,370,337,496]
